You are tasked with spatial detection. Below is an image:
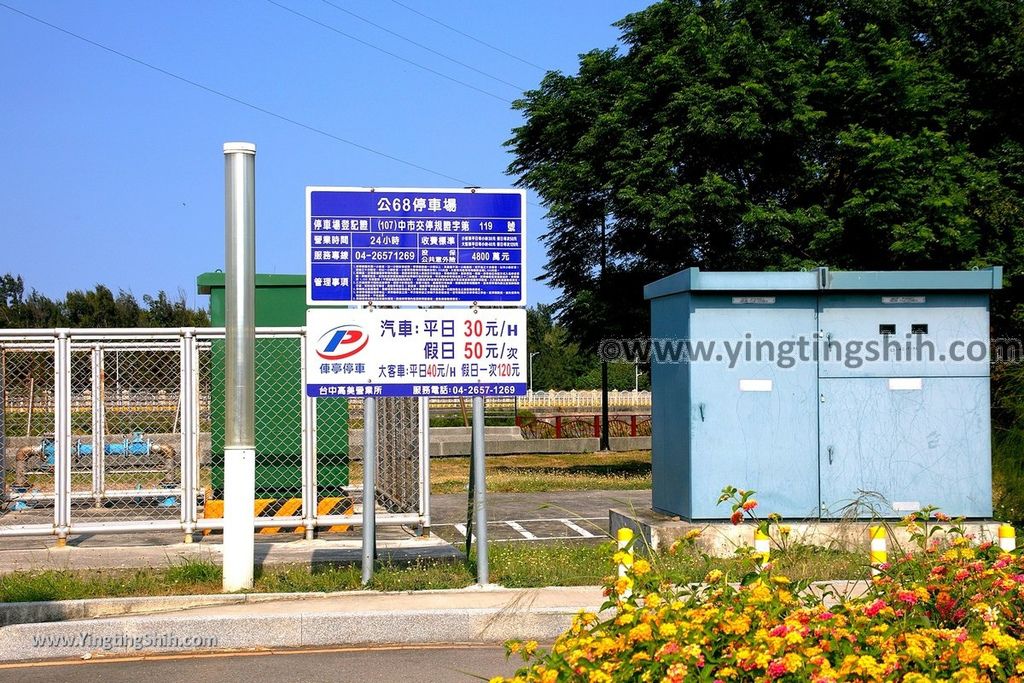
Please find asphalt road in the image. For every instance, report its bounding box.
[0,644,523,683]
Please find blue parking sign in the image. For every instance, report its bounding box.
[306,187,526,306]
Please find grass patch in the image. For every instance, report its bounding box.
[426,451,651,494]
[0,540,866,603]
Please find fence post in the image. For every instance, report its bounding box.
[300,332,318,541]
[417,396,431,536]
[54,332,72,546]
[90,345,104,508]
[180,329,196,543]
[555,415,562,439]
[593,415,601,438]
[630,414,637,437]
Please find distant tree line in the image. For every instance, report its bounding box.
[528,304,648,392]
[0,273,209,328]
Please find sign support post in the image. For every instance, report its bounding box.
[222,142,256,592]
[361,396,377,585]
[471,395,488,585]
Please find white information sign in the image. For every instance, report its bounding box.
[305,307,528,398]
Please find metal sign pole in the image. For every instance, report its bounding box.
[222,142,256,592]
[361,396,377,585]
[472,395,488,585]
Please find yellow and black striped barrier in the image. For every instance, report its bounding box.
[202,496,352,535]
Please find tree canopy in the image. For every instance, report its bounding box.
[0,274,209,328]
[508,0,1024,346]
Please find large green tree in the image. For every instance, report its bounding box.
[508,0,1024,346]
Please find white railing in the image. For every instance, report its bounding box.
[0,328,429,540]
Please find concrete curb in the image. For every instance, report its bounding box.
[0,581,872,663]
[0,591,360,627]
[0,606,589,662]
[0,586,607,662]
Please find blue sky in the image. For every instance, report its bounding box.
[0,0,649,310]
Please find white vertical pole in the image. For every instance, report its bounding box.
[222,142,256,592]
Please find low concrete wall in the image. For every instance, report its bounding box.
[610,506,1004,556]
[430,436,650,457]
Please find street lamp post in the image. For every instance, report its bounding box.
[529,351,540,395]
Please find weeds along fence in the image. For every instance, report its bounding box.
[0,328,429,541]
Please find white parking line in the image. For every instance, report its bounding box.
[505,520,537,540]
[560,518,596,538]
[444,518,605,543]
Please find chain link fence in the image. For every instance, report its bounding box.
[0,329,428,540]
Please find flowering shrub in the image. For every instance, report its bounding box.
[491,490,1024,683]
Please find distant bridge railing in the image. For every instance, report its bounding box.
[515,413,651,439]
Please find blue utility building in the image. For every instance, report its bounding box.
[644,267,1002,520]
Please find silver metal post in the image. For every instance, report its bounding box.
[55,332,72,545]
[90,346,104,507]
[362,396,377,585]
[222,142,256,592]
[472,395,488,585]
[301,332,318,540]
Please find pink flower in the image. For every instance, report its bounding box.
[864,599,887,617]
[896,590,919,605]
[767,659,788,678]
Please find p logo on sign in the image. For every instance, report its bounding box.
[316,325,368,360]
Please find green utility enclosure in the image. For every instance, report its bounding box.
[197,272,349,498]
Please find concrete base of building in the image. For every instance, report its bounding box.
[609,506,1005,556]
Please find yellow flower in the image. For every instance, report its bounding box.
[613,551,633,567]
[747,582,772,604]
[978,651,1000,669]
[540,670,558,683]
[628,623,653,643]
[632,559,652,576]
[659,622,677,638]
[705,569,724,583]
[770,575,791,585]
[524,640,538,656]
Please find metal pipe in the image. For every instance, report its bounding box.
[222,141,256,592]
[472,395,488,585]
[68,521,183,534]
[0,525,59,537]
[362,396,377,585]
[0,327,304,341]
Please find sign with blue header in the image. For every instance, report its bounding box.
[306,187,526,306]
[305,307,528,397]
